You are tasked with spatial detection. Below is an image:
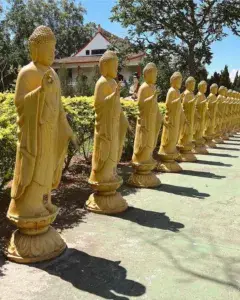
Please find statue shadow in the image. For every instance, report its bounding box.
[113,207,184,232]
[216,146,240,151]
[195,160,232,167]
[33,248,146,300]
[206,153,238,158]
[181,170,225,179]
[157,184,210,199]
[0,254,7,278]
[51,175,91,232]
[223,142,240,146]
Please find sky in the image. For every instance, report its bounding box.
[82,0,240,80]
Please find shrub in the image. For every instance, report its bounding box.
[0,93,166,190]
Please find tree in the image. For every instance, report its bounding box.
[111,0,240,78]
[232,71,239,89]
[219,65,232,89]
[232,71,240,91]
[0,0,96,91]
[207,71,221,94]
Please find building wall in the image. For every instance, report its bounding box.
[76,33,110,56]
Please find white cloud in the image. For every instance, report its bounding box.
[229,69,240,82]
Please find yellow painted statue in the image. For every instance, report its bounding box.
[157,71,185,172]
[86,50,129,214]
[222,87,230,140]
[214,86,226,143]
[177,76,197,162]
[128,63,162,187]
[193,80,208,154]
[6,26,74,263]
[203,83,218,148]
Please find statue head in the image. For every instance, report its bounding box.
[210,83,218,95]
[99,50,118,78]
[218,86,226,96]
[227,89,232,97]
[143,63,157,84]
[170,72,182,89]
[185,76,196,92]
[29,26,56,66]
[198,80,207,93]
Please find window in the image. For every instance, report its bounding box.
[86,50,90,55]
[68,69,72,79]
[91,49,106,55]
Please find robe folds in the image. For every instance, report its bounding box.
[11,63,72,200]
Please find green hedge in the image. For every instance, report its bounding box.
[0,93,166,189]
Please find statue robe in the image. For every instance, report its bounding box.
[133,86,162,163]
[11,63,72,200]
[178,90,196,148]
[159,87,182,155]
[89,77,128,183]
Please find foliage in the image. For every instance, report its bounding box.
[0,93,17,189]
[219,65,232,89]
[232,71,240,91]
[111,0,240,78]
[0,92,166,190]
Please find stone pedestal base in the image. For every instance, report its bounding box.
[192,144,208,154]
[205,140,217,148]
[5,207,65,264]
[213,137,224,144]
[6,226,66,264]
[156,153,182,173]
[86,179,128,214]
[177,151,197,162]
[156,160,182,173]
[127,161,161,188]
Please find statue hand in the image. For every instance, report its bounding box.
[42,69,54,92]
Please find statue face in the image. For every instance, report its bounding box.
[36,41,56,66]
[105,58,118,79]
[186,80,195,92]
[199,84,207,93]
[211,86,218,95]
[171,76,182,89]
[145,68,157,84]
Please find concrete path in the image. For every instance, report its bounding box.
[1,136,240,300]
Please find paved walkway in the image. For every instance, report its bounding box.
[1,136,240,300]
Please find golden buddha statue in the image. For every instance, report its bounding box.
[192,81,208,154]
[157,71,185,172]
[86,51,129,214]
[6,26,74,263]
[203,83,218,148]
[214,86,226,143]
[226,89,233,137]
[177,76,197,162]
[222,87,230,140]
[128,63,162,187]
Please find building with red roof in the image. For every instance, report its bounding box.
[53,25,145,84]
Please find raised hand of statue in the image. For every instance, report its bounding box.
[41,69,54,93]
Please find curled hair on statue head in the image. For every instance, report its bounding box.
[29,26,56,62]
